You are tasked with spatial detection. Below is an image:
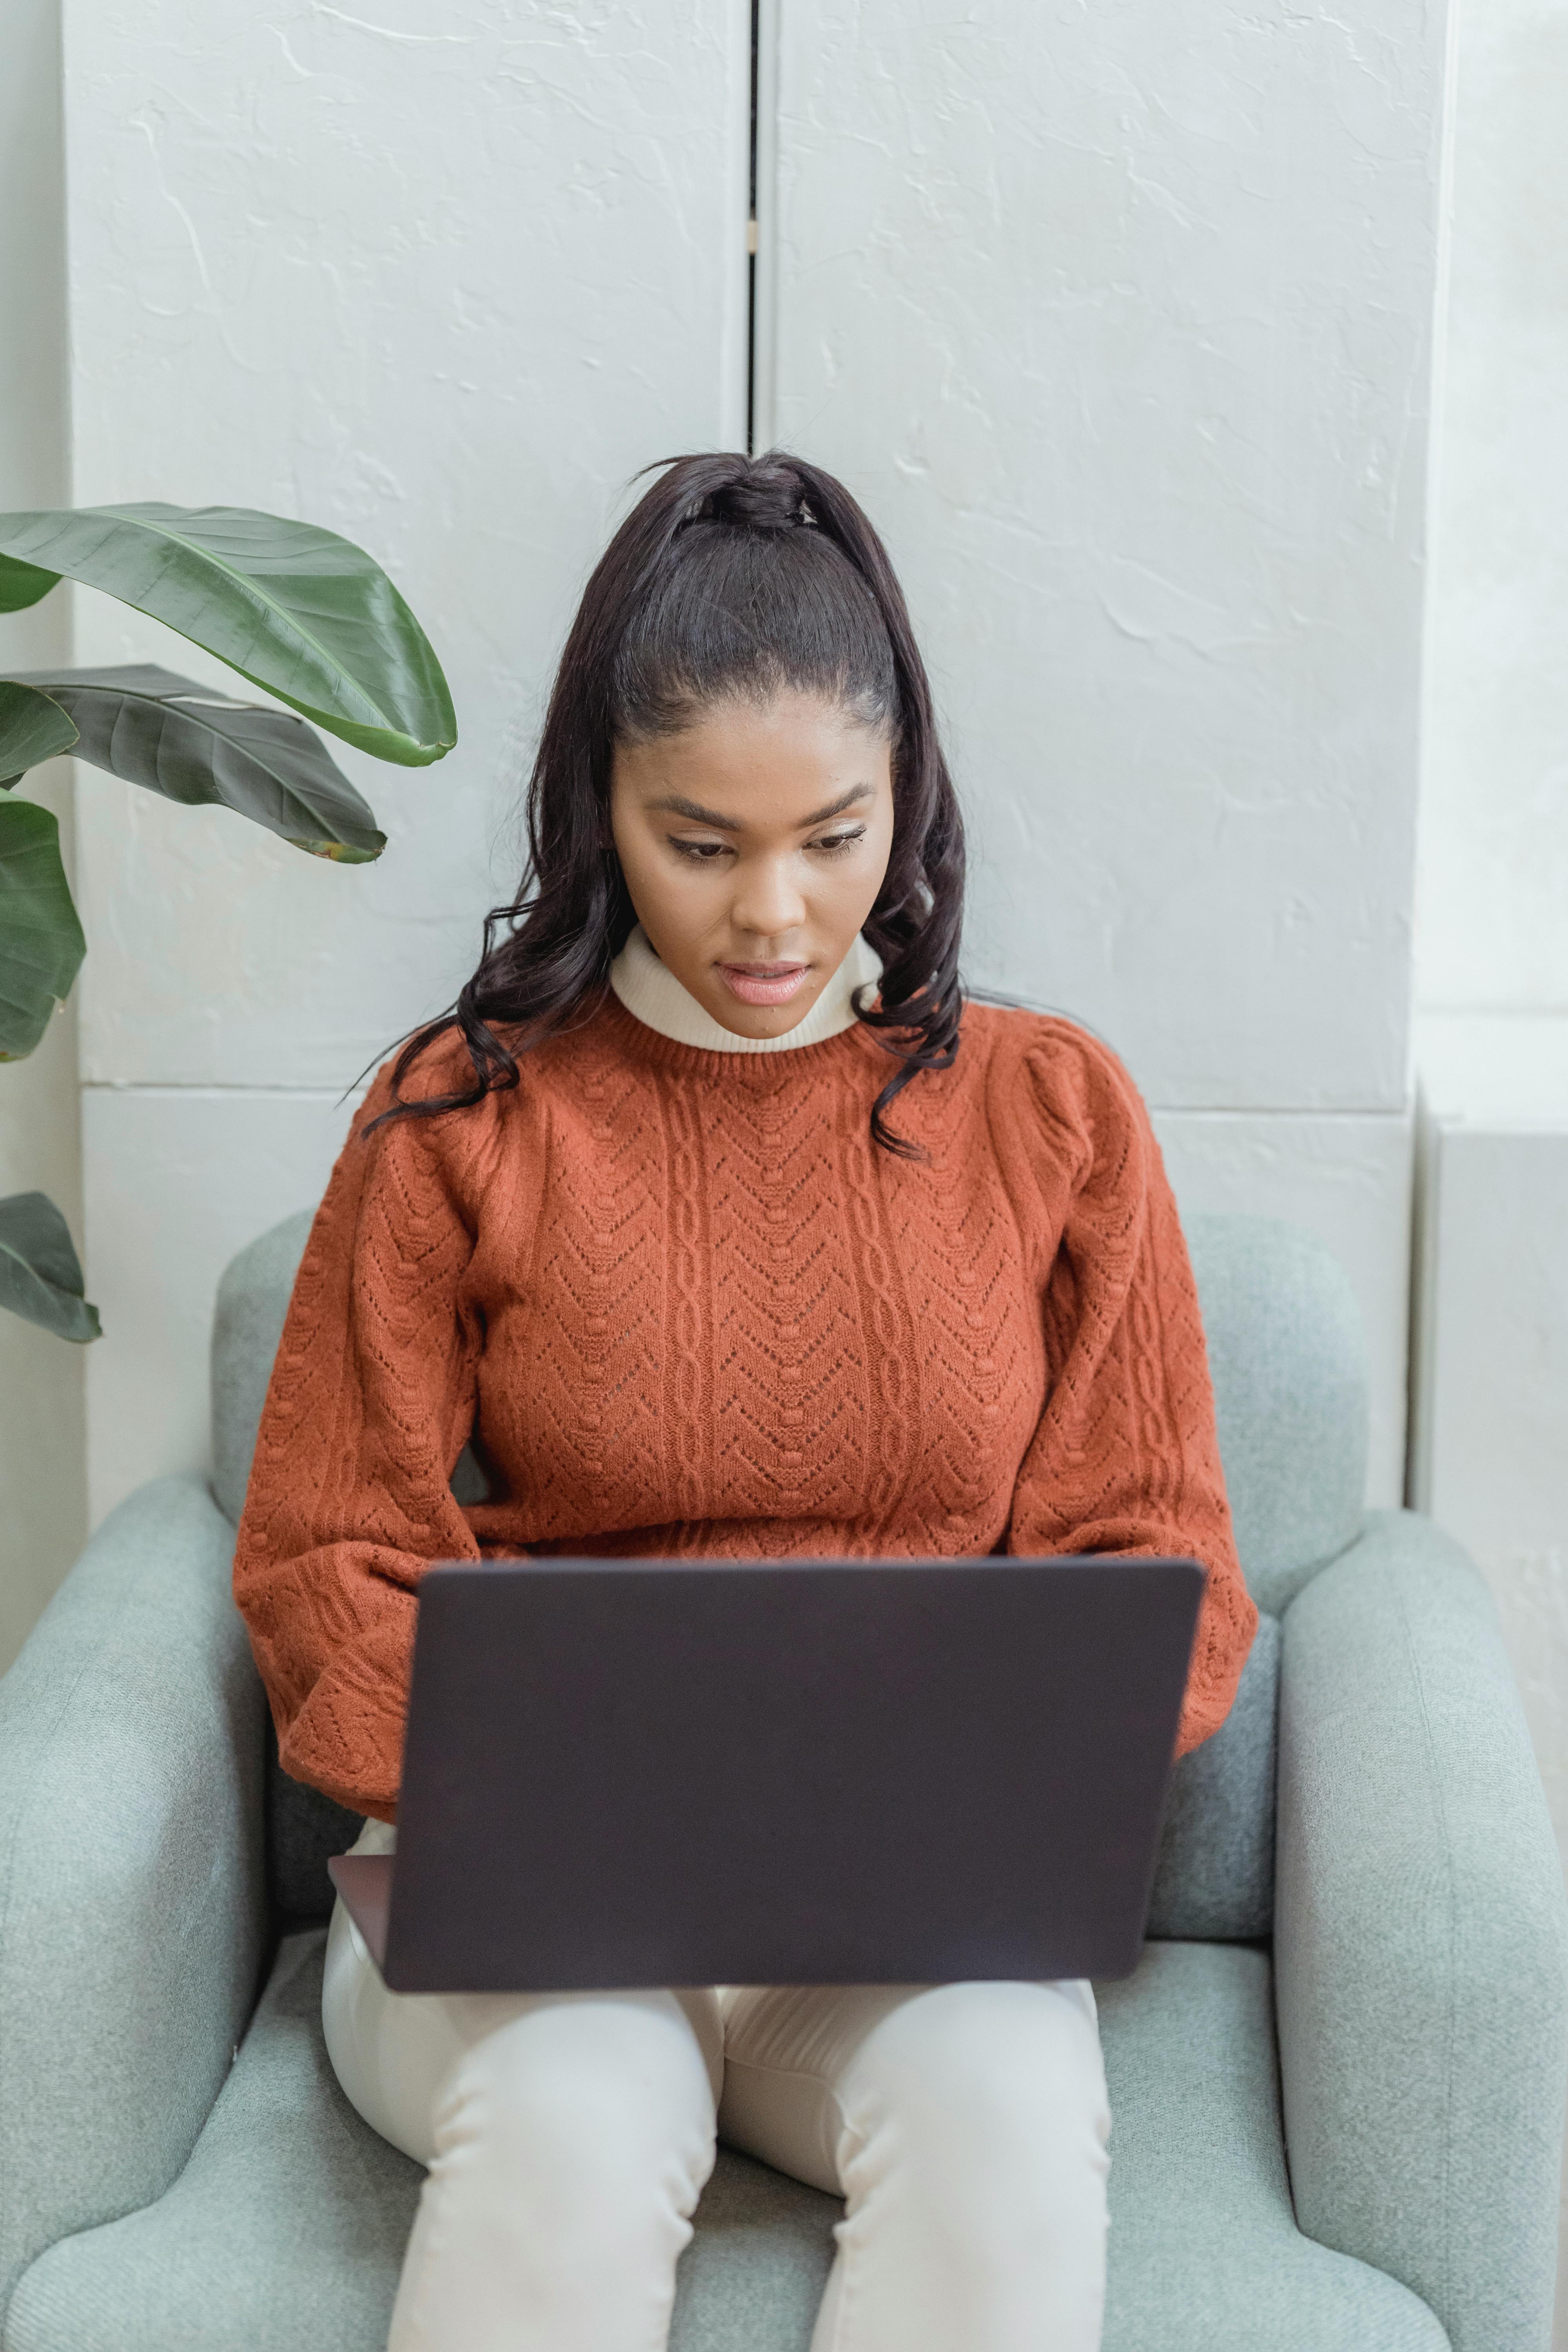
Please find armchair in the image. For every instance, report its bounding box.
[0,1213,1560,2351]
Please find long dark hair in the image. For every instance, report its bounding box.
[379,450,966,1155]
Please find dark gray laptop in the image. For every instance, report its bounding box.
[328,1554,1203,1993]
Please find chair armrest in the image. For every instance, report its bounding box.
[1276,1508,1568,2352]
[0,1474,268,2318]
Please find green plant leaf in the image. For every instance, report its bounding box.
[0,795,86,1059]
[0,679,79,788]
[0,1191,101,1341]
[0,505,457,768]
[6,665,385,860]
[0,553,61,615]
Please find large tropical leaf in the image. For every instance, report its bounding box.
[6,666,385,860]
[0,679,78,788]
[0,1191,101,1342]
[0,795,85,1060]
[0,505,456,768]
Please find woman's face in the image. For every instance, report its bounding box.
[610,690,895,1040]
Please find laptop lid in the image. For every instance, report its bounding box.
[334,1553,1203,1994]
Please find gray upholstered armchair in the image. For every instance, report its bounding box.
[0,1213,1561,2351]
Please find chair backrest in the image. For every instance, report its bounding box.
[1184,1214,1368,1615]
[1149,1214,1368,1939]
[211,1209,314,1531]
[212,1207,1369,1936]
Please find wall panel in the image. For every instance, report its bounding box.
[82,1087,358,1526]
[65,0,751,1092]
[1417,0,1568,1016]
[62,0,751,1513]
[763,0,1444,1116]
[763,0,1446,1484]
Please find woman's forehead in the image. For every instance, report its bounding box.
[613,695,892,830]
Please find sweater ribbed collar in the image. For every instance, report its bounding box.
[608,926,883,1055]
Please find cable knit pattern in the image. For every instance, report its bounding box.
[234,998,1256,1818]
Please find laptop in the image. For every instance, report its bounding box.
[328,1553,1204,1994]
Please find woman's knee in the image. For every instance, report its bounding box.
[839,1982,1110,2229]
[432,1988,719,2212]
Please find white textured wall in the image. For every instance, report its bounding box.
[0,0,86,1665]
[761,0,1449,1498]
[80,1087,362,1518]
[1418,0,1568,1014]
[62,0,1448,1527]
[63,0,751,1523]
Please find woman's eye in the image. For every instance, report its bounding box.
[811,828,865,857]
[670,838,731,862]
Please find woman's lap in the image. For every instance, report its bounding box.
[323,1888,1111,2351]
[324,1888,1103,2198]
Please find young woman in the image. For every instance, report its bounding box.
[234,451,1257,2352]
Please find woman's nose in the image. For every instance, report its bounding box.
[731,857,807,943]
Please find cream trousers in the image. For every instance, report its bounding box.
[322,1825,1111,2352]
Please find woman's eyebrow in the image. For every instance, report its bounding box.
[799,784,874,826]
[646,782,875,831]
[646,795,743,829]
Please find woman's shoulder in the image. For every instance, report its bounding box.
[352,998,638,1178]
[959,997,1150,1137]
[950,998,1158,1223]
[352,1025,478,1136]
[347,1023,532,1200]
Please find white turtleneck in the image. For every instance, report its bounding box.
[608,925,883,1053]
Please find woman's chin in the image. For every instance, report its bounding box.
[703,985,818,1040]
[711,1003,813,1041]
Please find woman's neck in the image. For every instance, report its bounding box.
[609,927,882,1054]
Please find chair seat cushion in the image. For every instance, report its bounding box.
[5,1936,1446,2352]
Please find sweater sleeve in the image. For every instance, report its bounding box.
[1005,1028,1257,1756]
[232,1065,487,1820]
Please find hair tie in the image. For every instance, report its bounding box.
[699,469,811,533]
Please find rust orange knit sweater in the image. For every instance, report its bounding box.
[234,996,1256,1820]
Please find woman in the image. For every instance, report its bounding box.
[234,450,1256,2352]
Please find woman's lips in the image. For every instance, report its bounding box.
[717,962,810,1007]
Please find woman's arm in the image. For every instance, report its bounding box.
[1004,1029,1257,1756]
[232,1068,488,1820]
